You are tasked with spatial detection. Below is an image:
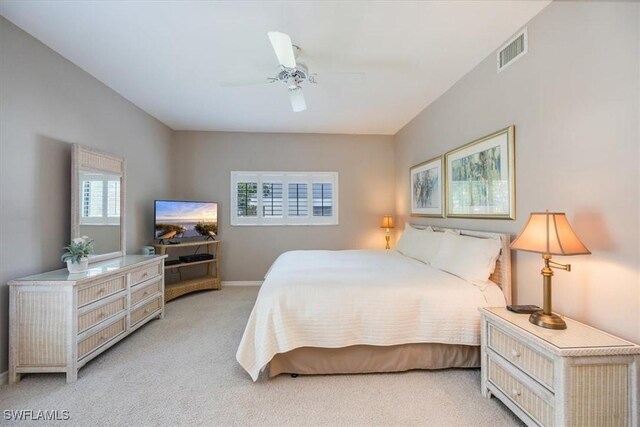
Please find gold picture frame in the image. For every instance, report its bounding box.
[445,126,515,219]
[410,155,444,218]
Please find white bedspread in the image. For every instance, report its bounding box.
[236,249,506,381]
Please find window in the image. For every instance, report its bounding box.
[236,182,258,217]
[80,172,121,225]
[231,172,338,226]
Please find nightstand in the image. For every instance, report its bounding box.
[480,307,640,427]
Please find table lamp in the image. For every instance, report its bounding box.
[510,211,591,329]
[380,215,394,249]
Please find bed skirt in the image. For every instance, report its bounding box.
[269,343,480,377]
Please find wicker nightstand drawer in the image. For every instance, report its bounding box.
[488,323,554,389]
[487,354,554,426]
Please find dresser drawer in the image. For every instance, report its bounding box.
[77,275,126,307]
[77,293,126,333]
[131,278,162,306]
[488,323,554,389]
[77,317,126,359]
[130,297,162,327]
[129,262,161,286]
[488,356,555,426]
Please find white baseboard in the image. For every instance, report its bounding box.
[222,281,262,287]
[0,370,7,385]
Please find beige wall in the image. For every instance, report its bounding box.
[171,131,395,281]
[394,2,640,343]
[0,18,173,373]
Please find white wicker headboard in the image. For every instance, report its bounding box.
[410,224,512,305]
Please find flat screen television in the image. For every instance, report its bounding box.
[154,200,218,240]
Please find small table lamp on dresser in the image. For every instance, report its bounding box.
[510,211,591,329]
[380,215,394,249]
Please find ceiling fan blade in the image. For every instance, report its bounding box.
[267,31,297,69]
[219,78,276,87]
[288,88,306,112]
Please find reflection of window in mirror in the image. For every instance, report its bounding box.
[80,172,121,225]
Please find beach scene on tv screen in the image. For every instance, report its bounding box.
[155,201,218,239]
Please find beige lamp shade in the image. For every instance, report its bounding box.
[511,212,591,255]
[380,215,394,229]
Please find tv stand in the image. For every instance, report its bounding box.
[153,240,221,302]
[158,239,180,245]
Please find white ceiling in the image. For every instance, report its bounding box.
[0,1,550,135]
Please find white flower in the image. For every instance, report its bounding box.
[81,235,89,240]
[72,237,83,244]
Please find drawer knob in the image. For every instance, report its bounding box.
[142,272,148,278]
[144,309,150,314]
[98,312,106,318]
[98,335,107,342]
[143,291,149,296]
[511,388,521,397]
[511,349,521,358]
[97,288,105,295]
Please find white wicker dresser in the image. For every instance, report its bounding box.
[480,307,639,427]
[8,255,166,384]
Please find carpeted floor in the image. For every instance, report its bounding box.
[1,286,523,426]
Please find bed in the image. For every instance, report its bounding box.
[236,226,511,381]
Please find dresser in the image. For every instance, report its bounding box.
[8,255,166,384]
[480,307,640,427]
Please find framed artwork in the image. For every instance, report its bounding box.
[410,156,444,217]
[445,126,515,219]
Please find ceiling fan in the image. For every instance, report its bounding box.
[220,31,363,113]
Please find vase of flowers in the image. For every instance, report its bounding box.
[61,236,94,273]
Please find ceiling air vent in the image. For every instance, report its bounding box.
[497,28,528,73]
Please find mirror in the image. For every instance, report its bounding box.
[71,144,126,262]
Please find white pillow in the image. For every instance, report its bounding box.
[395,226,425,259]
[430,232,502,283]
[396,226,443,264]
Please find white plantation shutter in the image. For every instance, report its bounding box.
[236,181,258,217]
[107,180,120,218]
[231,172,338,225]
[312,183,333,217]
[287,183,308,217]
[262,182,283,217]
[83,180,103,218]
[80,172,121,225]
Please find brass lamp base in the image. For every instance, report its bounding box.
[529,310,567,330]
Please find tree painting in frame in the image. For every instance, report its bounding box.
[410,156,444,217]
[445,126,515,219]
